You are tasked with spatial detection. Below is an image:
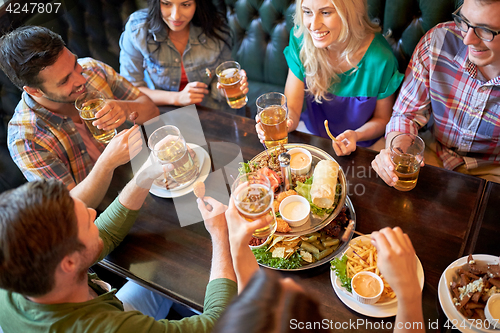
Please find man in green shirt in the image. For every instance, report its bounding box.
[0,154,237,332]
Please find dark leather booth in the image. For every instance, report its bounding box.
[0,0,458,193]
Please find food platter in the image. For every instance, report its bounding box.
[438,255,499,333]
[249,143,347,236]
[254,195,356,271]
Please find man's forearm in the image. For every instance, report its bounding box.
[118,172,154,211]
[69,163,115,208]
[209,229,237,283]
[121,94,159,124]
[385,131,402,149]
[230,244,259,293]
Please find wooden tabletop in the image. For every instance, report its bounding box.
[99,107,487,331]
[464,181,500,256]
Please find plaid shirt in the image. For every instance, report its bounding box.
[8,58,142,187]
[387,22,500,171]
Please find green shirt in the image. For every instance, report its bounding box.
[0,198,237,332]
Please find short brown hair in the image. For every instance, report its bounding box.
[0,26,65,90]
[0,179,84,296]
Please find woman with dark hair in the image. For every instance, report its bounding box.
[213,269,330,333]
[119,0,247,109]
[198,196,425,333]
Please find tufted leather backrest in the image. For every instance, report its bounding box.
[0,0,138,192]
[224,0,295,117]
[368,0,458,73]
[224,0,459,116]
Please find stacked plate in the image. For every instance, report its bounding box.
[149,143,211,198]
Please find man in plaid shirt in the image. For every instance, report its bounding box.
[372,0,500,185]
[0,26,159,208]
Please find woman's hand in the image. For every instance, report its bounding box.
[255,114,294,145]
[177,82,209,105]
[217,69,249,96]
[332,130,357,156]
[371,227,421,301]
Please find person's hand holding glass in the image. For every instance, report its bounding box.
[255,92,290,148]
[231,172,277,239]
[148,125,197,185]
[216,61,249,109]
[75,91,117,143]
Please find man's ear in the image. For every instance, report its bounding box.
[59,252,79,274]
[23,86,43,98]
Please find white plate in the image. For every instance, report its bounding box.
[438,255,499,333]
[330,235,425,318]
[149,144,211,198]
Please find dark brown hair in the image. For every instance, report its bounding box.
[213,270,331,333]
[0,179,84,297]
[0,26,65,90]
[145,0,231,50]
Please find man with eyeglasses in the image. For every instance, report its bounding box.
[372,0,500,185]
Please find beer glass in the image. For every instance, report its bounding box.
[75,91,116,143]
[148,125,197,184]
[216,61,248,109]
[231,172,277,239]
[390,133,425,191]
[256,92,288,148]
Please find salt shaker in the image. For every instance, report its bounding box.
[279,152,292,191]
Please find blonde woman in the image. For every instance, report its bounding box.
[257,0,403,155]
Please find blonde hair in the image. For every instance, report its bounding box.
[294,0,380,102]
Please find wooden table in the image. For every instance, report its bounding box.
[99,107,486,331]
[464,181,500,256]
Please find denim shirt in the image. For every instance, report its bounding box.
[119,9,232,110]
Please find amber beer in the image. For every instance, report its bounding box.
[392,154,420,191]
[256,92,288,148]
[216,61,248,109]
[260,106,288,148]
[232,173,277,239]
[390,133,425,192]
[76,91,116,144]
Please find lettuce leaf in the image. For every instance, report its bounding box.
[330,255,352,292]
[295,177,334,216]
[252,247,302,269]
[238,162,251,175]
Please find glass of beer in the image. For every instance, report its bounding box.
[390,133,425,191]
[75,91,116,143]
[256,92,288,148]
[231,172,277,239]
[148,125,197,184]
[216,61,248,109]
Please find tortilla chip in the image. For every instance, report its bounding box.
[272,247,286,258]
[300,250,313,263]
[270,236,284,249]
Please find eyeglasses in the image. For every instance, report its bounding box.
[452,5,500,42]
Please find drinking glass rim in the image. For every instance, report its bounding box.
[215,60,241,77]
[256,92,287,112]
[75,90,105,113]
[389,133,425,156]
[147,125,184,152]
[231,172,273,201]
